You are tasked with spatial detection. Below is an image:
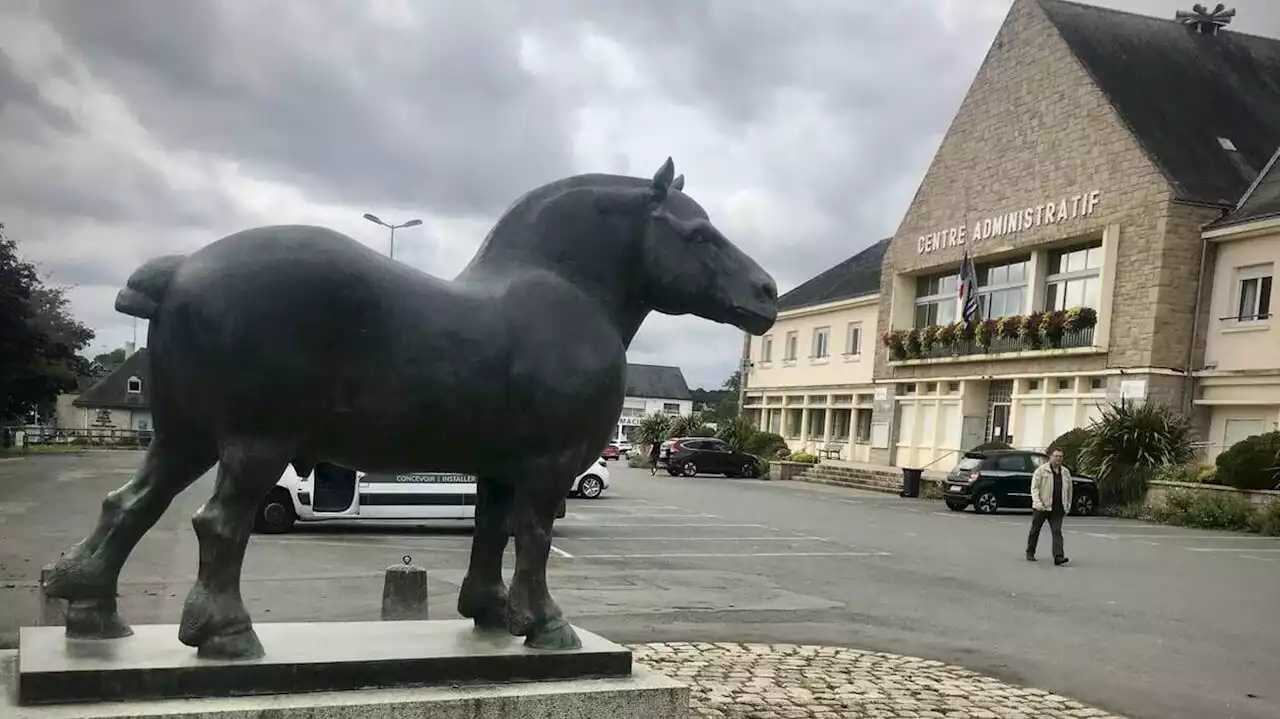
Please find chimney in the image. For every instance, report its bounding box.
[1175,3,1236,36]
[124,341,136,357]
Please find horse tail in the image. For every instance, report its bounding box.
[114,254,187,320]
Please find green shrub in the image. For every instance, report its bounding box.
[1079,400,1194,507]
[628,453,652,469]
[715,416,758,454]
[1153,488,1254,531]
[789,452,819,464]
[969,440,1012,452]
[756,458,772,477]
[1249,500,1280,537]
[1151,463,1203,484]
[635,413,673,446]
[744,431,789,459]
[1047,427,1091,474]
[1196,466,1222,485]
[1215,431,1280,491]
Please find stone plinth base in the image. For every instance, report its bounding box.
[2,650,688,718]
[14,619,635,705]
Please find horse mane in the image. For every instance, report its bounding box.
[459,172,647,275]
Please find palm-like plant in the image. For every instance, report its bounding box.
[1079,399,1195,506]
[634,412,673,449]
[668,412,710,438]
[715,415,758,454]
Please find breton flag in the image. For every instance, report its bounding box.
[957,251,980,327]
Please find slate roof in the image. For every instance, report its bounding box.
[775,238,889,313]
[625,363,692,400]
[1212,144,1280,227]
[73,348,150,409]
[1039,0,1280,207]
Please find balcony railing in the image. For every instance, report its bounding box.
[890,326,1096,362]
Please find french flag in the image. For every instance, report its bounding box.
[957,251,980,327]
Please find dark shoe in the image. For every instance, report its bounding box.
[1026,552,1036,562]
[1054,557,1069,566]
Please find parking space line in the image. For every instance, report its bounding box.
[574,551,891,559]
[550,544,574,559]
[567,513,717,519]
[555,536,832,542]
[1241,555,1278,562]
[1184,547,1280,553]
[1140,540,1160,546]
[255,539,471,551]
[556,522,772,528]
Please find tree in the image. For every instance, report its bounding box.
[635,413,673,448]
[0,224,95,423]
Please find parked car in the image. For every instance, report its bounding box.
[940,449,1099,516]
[615,439,634,457]
[254,460,593,533]
[659,437,762,478]
[601,444,621,461]
[568,458,611,499]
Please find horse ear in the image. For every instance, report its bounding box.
[671,174,685,191]
[651,157,675,202]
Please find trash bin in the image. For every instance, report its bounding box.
[900,468,923,498]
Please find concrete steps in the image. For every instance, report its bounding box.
[793,464,908,495]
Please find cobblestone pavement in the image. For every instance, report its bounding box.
[631,642,1126,719]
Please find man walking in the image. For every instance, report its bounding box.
[649,440,662,476]
[1027,448,1072,565]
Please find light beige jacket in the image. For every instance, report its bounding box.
[1030,461,1073,512]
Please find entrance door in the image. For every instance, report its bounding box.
[311,462,359,514]
[989,404,1013,444]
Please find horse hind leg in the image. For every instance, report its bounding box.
[179,441,288,660]
[458,476,513,630]
[45,434,217,639]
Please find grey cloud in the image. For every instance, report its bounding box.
[38,0,577,218]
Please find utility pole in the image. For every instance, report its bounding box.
[362,214,423,260]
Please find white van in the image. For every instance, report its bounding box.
[253,459,605,534]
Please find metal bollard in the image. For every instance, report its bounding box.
[381,555,428,621]
[38,564,66,627]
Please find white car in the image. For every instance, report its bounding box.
[569,459,610,499]
[254,458,607,533]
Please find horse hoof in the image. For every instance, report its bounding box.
[195,628,265,661]
[470,606,509,631]
[65,598,133,640]
[524,618,582,651]
[458,582,509,630]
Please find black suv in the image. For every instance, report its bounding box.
[941,449,1099,516]
[660,437,762,478]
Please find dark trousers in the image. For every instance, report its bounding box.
[1027,509,1065,559]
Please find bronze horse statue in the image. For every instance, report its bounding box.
[43,158,778,660]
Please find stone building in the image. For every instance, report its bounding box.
[741,239,887,461]
[866,0,1280,468]
[738,1,1280,469]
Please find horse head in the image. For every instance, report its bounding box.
[597,158,778,336]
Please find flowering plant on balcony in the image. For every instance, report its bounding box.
[904,328,923,358]
[1066,306,1098,331]
[975,318,1000,351]
[997,315,1023,340]
[1020,312,1044,349]
[935,322,959,348]
[1040,309,1070,348]
[881,329,907,360]
[919,325,939,355]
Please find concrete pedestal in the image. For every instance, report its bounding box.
[6,619,687,717]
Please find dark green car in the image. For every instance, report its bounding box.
[941,449,1099,516]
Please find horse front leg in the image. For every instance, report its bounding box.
[45,434,217,639]
[178,441,288,660]
[458,476,513,630]
[507,462,580,650]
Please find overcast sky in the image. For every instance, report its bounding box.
[3,0,1280,391]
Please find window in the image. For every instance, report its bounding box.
[807,410,825,438]
[1234,264,1273,322]
[1224,418,1265,448]
[784,331,799,361]
[760,335,774,362]
[996,455,1032,472]
[811,326,830,359]
[845,322,862,356]
[126,376,142,394]
[948,382,961,393]
[662,402,681,415]
[1044,241,1102,311]
[833,410,852,440]
[914,271,958,327]
[1089,377,1105,391]
[620,407,644,418]
[854,409,873,443]
[1027,379,1041,392]
[976,256,1029,319]
[1057,378,1072,391]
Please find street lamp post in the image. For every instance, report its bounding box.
[362,213,423,260]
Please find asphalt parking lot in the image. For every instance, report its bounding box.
[2,451,1278,719]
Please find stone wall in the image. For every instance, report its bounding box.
[1146,480,1280,510]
